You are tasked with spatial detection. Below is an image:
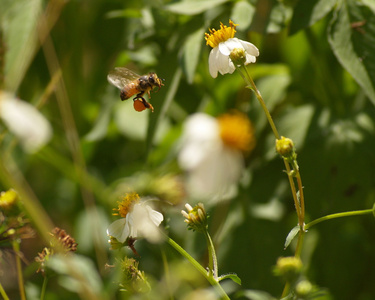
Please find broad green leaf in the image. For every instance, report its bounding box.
[240,289,277,300]
[328,0,375,105]
[289,0,336,35]
[182,27,205,84]
[47,254,102,294]
[231,1,255,30]
[164,0,229,15]
[1,0,42,92]
[218,273,241,285]
[284,225,300,249]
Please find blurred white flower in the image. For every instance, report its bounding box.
[0,91,52,153]
[107,193,164,244]
[178,112,255,202]
[205,20,259,78]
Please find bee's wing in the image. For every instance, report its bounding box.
[107,67,141,90]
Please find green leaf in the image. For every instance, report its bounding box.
[289,0,336,35]
[239,289,277,300]
[284,225,300,249]
[218,273,241,285]
[182,27,205,84]
[164,0,230,15]
[1,0,42,92]
[231,1,255,30]
[328,0,375,105]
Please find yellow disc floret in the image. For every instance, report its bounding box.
[113,192,140,218]
[205,20,238,48]
[217,111,255,153]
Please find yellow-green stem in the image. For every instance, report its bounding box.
[166,236,230,300]
[305,209,373,230]
[0,281,9,300]
[204,231,218,279]
[40,276,48,300]
[13,240,26,300]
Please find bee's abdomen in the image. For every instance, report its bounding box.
[120,82,141,100]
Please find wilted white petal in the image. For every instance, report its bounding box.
[106,218,129,243]
[0,92,52,153]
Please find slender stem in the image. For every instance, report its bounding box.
[166,237,230,300]
[40,276,48,300]
[204,231,218,279]
[12,240,26,300]
[0,281,10,300]
[305,209,373,230]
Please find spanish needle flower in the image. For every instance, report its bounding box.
[205,20,259,78]
[107,193,164,244]
[178,112,255,202]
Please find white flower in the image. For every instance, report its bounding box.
[178,113,255,202]
[205,20,259,78]
[107,193,164,244]
[0,91,52,153]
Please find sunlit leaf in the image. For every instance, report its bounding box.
[289,0,336,35]
[231,1,255,30]
[1,0,42,92]
[164,0,229,15]
[328,0,375,105]
[182,27,205,84]
[284,225,300,249]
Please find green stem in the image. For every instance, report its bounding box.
[40,276,48,300]
[0,281,10,300]
[204,231,218,279]
[12,240,26,300]
[305,209,373,230]
[166,236,230,300]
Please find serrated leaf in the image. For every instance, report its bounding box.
[328,0,375,105]
[218,273,241,285]
[289,0,336,35]
[284,225,300,249]
[164,0,229,15]
[182,27,205,84]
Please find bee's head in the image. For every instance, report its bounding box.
[149,73,164,88]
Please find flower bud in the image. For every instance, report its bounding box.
[295,280,313,297]
[276,136,296,162]
[181,203,208,232]
[229,48,247,67]
[274,256,303,282]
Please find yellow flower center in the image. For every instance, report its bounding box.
[217,112,256,153]
[205,20,237,48]
[113,192,140,218]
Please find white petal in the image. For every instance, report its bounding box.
[208,48,219,78]
[186,143,244,202]
[107,218,129,243]
[216,51,235,75]
[219,38,243,54]
[178,114,220,170]
[146,205,164,226]
[0,92,52,153]
[239,39,260,57]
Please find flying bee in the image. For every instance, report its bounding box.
[107,67,164,112]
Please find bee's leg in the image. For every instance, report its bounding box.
[133,94,154,112]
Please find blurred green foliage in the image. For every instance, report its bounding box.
[1,0,375,299]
